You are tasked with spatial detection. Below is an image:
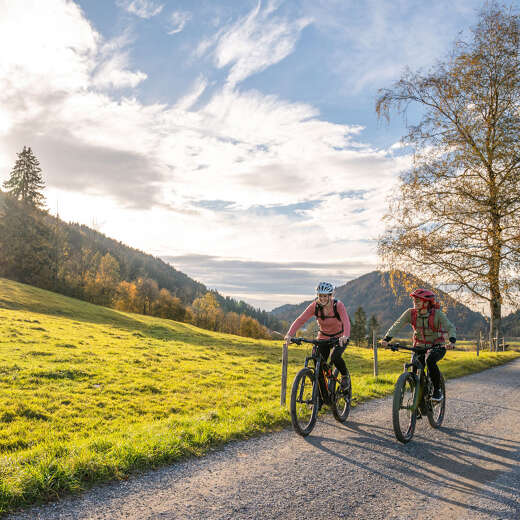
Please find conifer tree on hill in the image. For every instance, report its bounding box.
[351,306,367,346]
[3,146,46,208]
[367,314,379,343]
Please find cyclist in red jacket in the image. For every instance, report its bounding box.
[284,281,351,389]
[381,288,456,400]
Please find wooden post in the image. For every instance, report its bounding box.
[502,337,505,352]
[373,330,378,378]
[477,330,481,357]
[280,341,288,406]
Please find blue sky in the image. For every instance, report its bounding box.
[0,0,504,309]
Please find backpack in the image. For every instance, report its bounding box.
[410,308,445,345]
[314,299,344,337]
[314,299,341,321]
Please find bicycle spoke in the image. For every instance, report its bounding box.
[393,372,417,443]
[290,368,318,436]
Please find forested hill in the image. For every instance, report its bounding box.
[64,222,207,304]
[270,271,488,337]
[0,190,285,333]
[503,311,520,337]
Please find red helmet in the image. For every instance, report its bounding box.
[409,288,436,302]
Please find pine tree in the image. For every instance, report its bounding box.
[351,306,367,346]
[3,146,46,208]
[367,315,380,344]
[0,195,54,287]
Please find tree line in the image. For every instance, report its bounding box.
[0,147,277,339]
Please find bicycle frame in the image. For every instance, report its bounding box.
[393,344,437,413]
[404,352,427,412]
[300,341,341,406]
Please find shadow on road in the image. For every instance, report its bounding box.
[304,417,520,518]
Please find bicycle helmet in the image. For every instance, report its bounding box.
[316,281,334,294]
[409,288,436,302]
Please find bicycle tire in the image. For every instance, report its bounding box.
[329,368,351,423]
[427,374,446,428]
[290,367,318,436]
[392,372,418,443]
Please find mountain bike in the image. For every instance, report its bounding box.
[289,337,351,436]
[387,343,446,443]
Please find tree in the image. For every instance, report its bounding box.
[239,314,270,339]
[0,195,54,287]
[135,277,160,315]
[93,253,121,306]
[367,314,380,343]
[376,3,520,338]
[351,306,367,346]
[114,281,139,313]
[191,292,221,330]
[3,146,46,208]
[221,311,241,334]
[152,288,186,321]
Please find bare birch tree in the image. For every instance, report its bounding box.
[376,3,520,337]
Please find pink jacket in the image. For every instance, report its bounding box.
[287,300,351,340]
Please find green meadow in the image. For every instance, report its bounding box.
[0,277,518,514]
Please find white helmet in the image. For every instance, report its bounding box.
[316,281,334,294]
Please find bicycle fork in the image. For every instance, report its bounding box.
[404,362,423,412]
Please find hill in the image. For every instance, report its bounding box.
[503,310,520,336]
[0,190,284,332]
[270,271,487,337]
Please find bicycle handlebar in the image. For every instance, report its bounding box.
[386,342,442,353]
[289,337,339,346]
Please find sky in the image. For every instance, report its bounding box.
[0,0,503,310]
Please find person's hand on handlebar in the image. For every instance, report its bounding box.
[339,336,349,347]
[284,334,293,346]
[379,339,389,348]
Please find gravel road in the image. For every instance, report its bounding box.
[8,359,520,520]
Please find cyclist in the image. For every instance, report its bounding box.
[380,288,456,401]
[284,281,351,390]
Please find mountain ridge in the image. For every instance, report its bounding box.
[270,271,488,337]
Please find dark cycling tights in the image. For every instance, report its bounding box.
[317,340,347,376]
[425,346,446,391]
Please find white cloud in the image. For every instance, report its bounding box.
[117,0,163,19]
[93,53,147,89]
[93,31,147,89]
[0,0,97,93]
[168,11,192,35]
[174,76,208,111]
[304,0,479,93]
[211,1,312,86]
[0,0,413,308]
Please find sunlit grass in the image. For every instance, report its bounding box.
[0,277,518,514]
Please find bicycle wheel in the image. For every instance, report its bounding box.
[329,368,351,423]
[427,374,446,428]
[392,372,418,443]
[290,367,318,436]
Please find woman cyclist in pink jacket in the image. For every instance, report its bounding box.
[284,281,351,389]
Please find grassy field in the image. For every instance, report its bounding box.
[0,278,518,514]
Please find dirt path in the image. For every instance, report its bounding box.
[9,359,520,520]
